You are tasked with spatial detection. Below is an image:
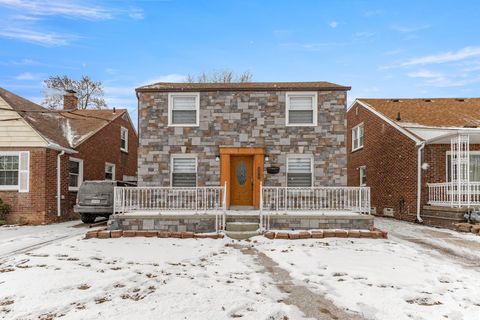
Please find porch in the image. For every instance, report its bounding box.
[110,185,372,233]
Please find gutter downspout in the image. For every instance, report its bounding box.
[57,150,65,217]
[416,142,426,223]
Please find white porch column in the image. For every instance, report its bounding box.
[451,134,470,207]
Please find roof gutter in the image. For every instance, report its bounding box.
[135,86,351,93]
[47,143,77,154]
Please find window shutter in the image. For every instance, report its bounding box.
[172,96,197,124]
[287,157,312,187]
[18,151,29,192]
[288,96,314,124]
[172,157,197,187]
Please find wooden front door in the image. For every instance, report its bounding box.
[230,156,254,206]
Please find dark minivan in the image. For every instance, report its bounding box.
[74,180,135,223]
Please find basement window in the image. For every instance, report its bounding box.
[352,123,364,151]
[168,93,200,126]
[286,92,318,126]
[69,157,83,191]
[171,155,197,187]
[287,155,313,187]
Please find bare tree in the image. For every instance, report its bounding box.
[186,70,252,83]
[42,75,107,109]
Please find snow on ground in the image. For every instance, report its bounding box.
[0,235,307,320]
[254,225,480,320]
[1,219,480,320]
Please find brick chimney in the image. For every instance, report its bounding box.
[63,90,78,110]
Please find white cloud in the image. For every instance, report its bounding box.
[0,0,112,20]
[329,21,338,28]
[129,8,144,20]
[0,28,76,46]
[390,24,430,33]
[14,72,43,80]
[401,46,480,66]
[407,70,444,79]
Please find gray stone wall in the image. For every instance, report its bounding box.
[138,90,347,187]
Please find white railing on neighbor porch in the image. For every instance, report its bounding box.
[114,184,227,230]
[260,186,371,229]
[427,182,480,207]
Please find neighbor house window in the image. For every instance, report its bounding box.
[359,166,367,186]
[120,127,128,152]
[287,155,313,187]
[286,92,318,126]
[352,123,364,151]
[168,93,200,126]
[69,158,83,191]
[447,152,480,182]
[0,151,29,192]
[105,163,115,180]
[171,155,197,187]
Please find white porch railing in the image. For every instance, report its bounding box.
[427,182,480,207]
[114,184,227,231]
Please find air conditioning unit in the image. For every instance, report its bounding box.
[370,207,377,215]
[383,207,395,217]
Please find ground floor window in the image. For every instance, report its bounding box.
[447,152,480,181]
[0,151,29,192]
[286,155,313,187]
[359,166,367,186]
[69,158,83,191]
[105,163,115,180]
[171,155,197,187]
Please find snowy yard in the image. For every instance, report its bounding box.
[0,219,479,320]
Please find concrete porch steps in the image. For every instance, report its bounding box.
[421,205,468,229]
[225,222,261,240]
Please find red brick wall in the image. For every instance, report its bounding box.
[347,103,418,221]
[66,112,138,209]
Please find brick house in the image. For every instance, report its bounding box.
[347,98,480,227]
[0,87,138,224]
[136,82,350,209]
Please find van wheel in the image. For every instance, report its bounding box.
[80,214,96,224]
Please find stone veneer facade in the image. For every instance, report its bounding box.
[137,88,348,187]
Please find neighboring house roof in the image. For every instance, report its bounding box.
[136,81,351,92]
[355,98,480,144]
[0,87,127,150]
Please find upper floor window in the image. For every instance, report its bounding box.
[352,123,364,151]
[69,157,83,191]
[168,93,200,127]
[171,154,197,187]
[286,92,318,126]
[105,163,115,180]
[0,151,29,192]
[287,155,313,187]
[120,127,128,152]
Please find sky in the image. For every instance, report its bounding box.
[1,0,480,126]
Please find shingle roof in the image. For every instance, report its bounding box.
[357,98,480,128]
[136,81,351,92]
[0,87,126,150]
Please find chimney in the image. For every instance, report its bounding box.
[63,90,78,110]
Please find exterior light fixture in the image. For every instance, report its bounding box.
[264,155,269,162]
[215,155,220,162]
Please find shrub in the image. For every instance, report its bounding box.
[0,198,11,221]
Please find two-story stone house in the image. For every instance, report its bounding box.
[136,82,350,209]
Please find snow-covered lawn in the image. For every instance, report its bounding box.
[1,219,479,320]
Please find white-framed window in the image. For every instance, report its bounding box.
[120,127,128,152]
[171,154,197,187]
[168,92,200,127]
[285,92,318,126]
[0,151,29,192]
[446,151,480,182]
[105,163,115,180]
[359,166,367,186]
[352,123,364,151]
[69,157,83,191]
[286,155,313,187]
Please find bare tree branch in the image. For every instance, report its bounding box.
[42,75,107,109]
[185,70,253,83]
